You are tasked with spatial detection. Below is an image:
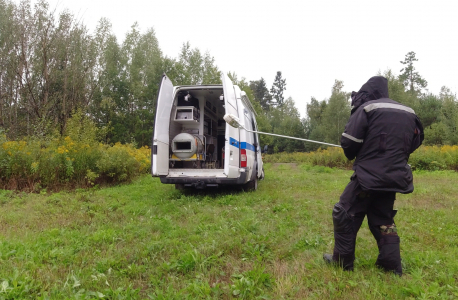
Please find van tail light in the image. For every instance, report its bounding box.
[240,149,247,168]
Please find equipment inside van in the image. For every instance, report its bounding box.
[151,73,264,190]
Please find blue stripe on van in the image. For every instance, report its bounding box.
[240,142,256,152]
[229,137,239,148]
[229,138,256,152]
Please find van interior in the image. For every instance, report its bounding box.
[168,87,226,170]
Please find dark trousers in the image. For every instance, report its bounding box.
[332,174,402,274]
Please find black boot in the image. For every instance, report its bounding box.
[375,259,402,276]
[323,253,333,264]
[375,234,402,276]
[323,253,354,271]
[331,203,357,271]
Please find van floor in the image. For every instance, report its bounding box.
[167,169,226,177]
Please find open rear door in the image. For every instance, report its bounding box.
[222,74,240,178]
[152,74,174,176]
[253,118,263,178]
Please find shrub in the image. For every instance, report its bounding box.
[0,111,151,191]
[0,136,150,191]
[408,145,458,171]
[96,143,141,182]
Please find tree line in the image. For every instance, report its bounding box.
[1,0,457,151]
[0,0,221,146]
[303,52,458,150]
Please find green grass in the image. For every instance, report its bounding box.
[1,164,458,299]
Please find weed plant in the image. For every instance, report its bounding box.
[1,164,457,298]
[0,112,150,191]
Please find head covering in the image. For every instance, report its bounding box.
[351,76,389,113]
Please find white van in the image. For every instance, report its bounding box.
[151,73,264,190]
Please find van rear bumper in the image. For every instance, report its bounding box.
[160,172,247,188]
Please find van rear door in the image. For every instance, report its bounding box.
[222,74,240,178]
[253,118,263,178]
[152,74,174,176]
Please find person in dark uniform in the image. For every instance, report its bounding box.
[323,76,424,276]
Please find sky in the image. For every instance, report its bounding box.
[27,0,458,117]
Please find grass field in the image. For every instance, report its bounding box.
[1,164,457,299]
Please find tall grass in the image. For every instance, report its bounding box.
[0,110,151,191]
[408,145,458,171]
[0,134,150,191]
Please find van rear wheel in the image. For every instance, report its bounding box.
[244,178,258,191]
[175,184,185,190]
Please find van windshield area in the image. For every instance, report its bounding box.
[169,87,226,170]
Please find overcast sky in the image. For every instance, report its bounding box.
[29,0,458,117]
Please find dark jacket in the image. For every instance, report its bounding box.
[341,76,424,193]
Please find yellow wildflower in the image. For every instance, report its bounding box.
[57,146,67,154]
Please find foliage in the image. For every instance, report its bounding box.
[169,41,222,86]
[399,51,428,94]
[0,115,150,190]
[249,78,272,111]
[270,71,287,107]
[1,165,458,298]
[408,145,458,171]
[380,69,416,108]
[416,94,442,128]
[305,97,328,151]
[304,80,350,151]
[424,122,447,145]
[320,80,351,145]
[268,97,307,153]
[90,21,163,146]
[439,87,458,145]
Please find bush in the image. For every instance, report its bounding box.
[409,145,458,171]
[0,136,150,191]
[0,113,151,191]
[96,143,143,182]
